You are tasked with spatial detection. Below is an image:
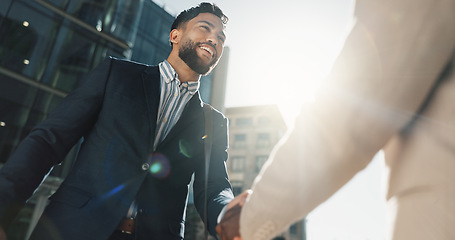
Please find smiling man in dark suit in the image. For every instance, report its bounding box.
[0,2,235,240]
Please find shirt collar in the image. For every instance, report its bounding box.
[159,60,199,95]
[159,60,178,84]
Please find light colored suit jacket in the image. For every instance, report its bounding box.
[240,0,455,239]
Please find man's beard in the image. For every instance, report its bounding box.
[179,39,218,75]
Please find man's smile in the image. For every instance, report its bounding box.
[199,45,215,59]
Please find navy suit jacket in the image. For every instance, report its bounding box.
[0,57,233,239]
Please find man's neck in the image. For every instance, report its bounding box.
[166,54,201,82]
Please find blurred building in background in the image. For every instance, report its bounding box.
[225,105,306,240]
[0,0,228,239]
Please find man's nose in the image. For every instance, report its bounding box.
[207,34,218,46]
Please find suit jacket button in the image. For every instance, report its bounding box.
[142,163,150,171]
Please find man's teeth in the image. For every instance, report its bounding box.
[200,46,213,57]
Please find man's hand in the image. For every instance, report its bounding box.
[0,226,7,240]
[216,190,250,240]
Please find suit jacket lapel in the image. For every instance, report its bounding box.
[158,93,204,148]
[141,65,161,148]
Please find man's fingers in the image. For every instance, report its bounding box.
[227,190,251,210]
[217,204,243,240]
[216,190,251,240]
[238,189,251,207]
[222,204,242,221]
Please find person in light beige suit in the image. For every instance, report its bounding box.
[216,0,455,239]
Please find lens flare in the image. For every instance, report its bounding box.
[101,184,126,200]
[179,139,193,158]
[150,162,163,174]
[147,153,170,179]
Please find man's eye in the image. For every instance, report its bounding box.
[201,26,210,31]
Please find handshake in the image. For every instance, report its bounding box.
[216,190,251,240]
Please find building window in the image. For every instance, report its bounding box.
[236,117,252,126]
[290,223,298,235]
[255,155,268,173]
[256,133,270,148]
[230,156,245,173]
[232,134,247,149]
[258,116,271,125]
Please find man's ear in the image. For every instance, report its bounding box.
[170,29,181,45]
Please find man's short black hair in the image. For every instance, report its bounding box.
[171,2,228,31]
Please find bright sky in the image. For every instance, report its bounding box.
[153,1,387,239]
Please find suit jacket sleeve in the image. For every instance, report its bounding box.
[239,0,455,239]
[193,107,234,237]
[0,57,114,227]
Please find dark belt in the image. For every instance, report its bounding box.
[117,218,135,234]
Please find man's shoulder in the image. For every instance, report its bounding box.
[203,103,227,122]
[107,56,156,68]
[105,56,159,75]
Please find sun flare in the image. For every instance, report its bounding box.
[247,30,342,126]
[269,46,335,126]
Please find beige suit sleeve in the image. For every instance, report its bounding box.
[240,0,455,239]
